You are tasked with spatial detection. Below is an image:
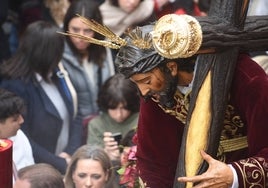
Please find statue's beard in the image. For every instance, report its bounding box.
[144,73,178,109]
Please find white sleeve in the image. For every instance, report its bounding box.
[228,164,239,188]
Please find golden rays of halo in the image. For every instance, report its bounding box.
[57,14,126,49]
[57,14,203,59]
[77,14,127,47]
[57,30,123,49]
[57,14,152,49]
[125,27,153,49]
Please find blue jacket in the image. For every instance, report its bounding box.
[0,74,83,174]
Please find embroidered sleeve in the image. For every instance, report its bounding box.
[231,157,268,187]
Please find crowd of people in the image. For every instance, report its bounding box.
[0,0,267,188]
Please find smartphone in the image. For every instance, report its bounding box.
[111,132,122,143]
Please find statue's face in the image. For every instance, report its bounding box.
[130,66,178,109]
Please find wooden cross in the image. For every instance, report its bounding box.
[174,0,268,187]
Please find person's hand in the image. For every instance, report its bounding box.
[177,150,233,188]
[58,152,71,164]
[103,132,120,161]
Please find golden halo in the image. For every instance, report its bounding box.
[151,14,203,59]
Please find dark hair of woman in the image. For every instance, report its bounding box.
[0,21,64,82]
[172,0,195,15]
[97,74,140,113]
[109,0,119,7]
[109,0,144,7]
[63,0,106,66]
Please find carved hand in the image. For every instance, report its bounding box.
[178,150,233,188]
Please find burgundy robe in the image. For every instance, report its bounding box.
[136,54,268,187]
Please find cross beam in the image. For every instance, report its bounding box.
[199,15,268,52]
[175,0,268,187]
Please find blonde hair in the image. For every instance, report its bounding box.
[44,0,70,26]
[64,145,113,188]
[17,163,64,188]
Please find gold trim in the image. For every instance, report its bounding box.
[125,27,153,49]
[151,14,203,59]
[220,136,248,152]
[233,157,267,187]
[157,90,190,124]
[58,14,126,49]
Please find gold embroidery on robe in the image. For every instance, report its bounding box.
[155,93,248,161]
[157,90,190,124]
[217,105,248,162]
[233,157,268,187]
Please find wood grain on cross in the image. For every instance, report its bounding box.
[175,0,268,187]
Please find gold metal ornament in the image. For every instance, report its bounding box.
[58,14,203,59]
[150,14,203,59]
[125,27,153,49]
[57,14,127,49]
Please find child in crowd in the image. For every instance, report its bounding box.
[87,74,140,162]
[0,88,34,180]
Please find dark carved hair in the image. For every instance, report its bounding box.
[115,25,196,78]
[97,74,140,113]
[0,89,25,122]
[0,21,64,82]
[63,0,106,66]
[115,24,164,78]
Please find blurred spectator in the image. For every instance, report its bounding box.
[13,163,65,188]
[62,0,115,122]
[0,0,11,63]
[197,0,211,14]
[173,0,208,16]
[64,145,117,188]
[92,0,105,4]
[0,88,34,181]
[99,0,157,37]
[153,0,174,18]
[43,0,70,27]
[6,0,70,57]
[0,21,82,174]
[14,0,43,36]
[87,74,139,161]
[248,0,268,16]
[247,0,268,63]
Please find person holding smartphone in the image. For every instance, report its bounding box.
[87,74,140,162]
